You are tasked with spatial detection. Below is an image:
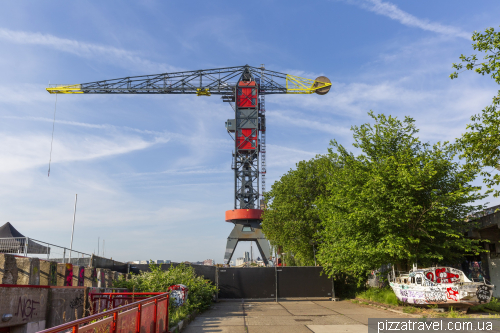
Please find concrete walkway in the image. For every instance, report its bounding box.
[183,300,414,333]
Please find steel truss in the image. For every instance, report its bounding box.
[47,65,331,95]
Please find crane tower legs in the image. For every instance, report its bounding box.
[224,221,271,265]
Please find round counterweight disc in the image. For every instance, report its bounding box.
[314,76,331,95]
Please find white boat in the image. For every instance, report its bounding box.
[389,266,494,308]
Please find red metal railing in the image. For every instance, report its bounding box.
[38,293,169,333]
[90,292,166,315]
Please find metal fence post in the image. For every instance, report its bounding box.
[112,312,118,333]
[153,299,158,333]
[63,248,66,264]
[24,238,29,257]
[136,304,142,333]
[275,265,278,302]
[215,266,219,301]
[166,296,169,333]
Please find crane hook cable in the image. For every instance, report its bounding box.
[48,93,57,177]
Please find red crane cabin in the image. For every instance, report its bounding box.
[236,81,258,150]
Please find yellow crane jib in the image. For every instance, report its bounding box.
[46,84,83,94]
[285,75,332,95]
[196,88,211,96]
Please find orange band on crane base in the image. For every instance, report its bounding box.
[225,209,263,222]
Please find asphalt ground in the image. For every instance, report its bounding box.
[183,299,414,333]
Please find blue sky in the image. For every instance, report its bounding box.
[1,1,499,263]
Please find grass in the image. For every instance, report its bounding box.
[402,306,419,314]
[356,287,400,306]
[469,297,500,313]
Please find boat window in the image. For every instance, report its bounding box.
[416,276,422,284]
[411,277,415,284]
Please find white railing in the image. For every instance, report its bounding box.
[0,237,92,266]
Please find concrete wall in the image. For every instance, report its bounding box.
[104,269,113,288]
[46,287,85,328]
[10,320,46,333]
[96,268,105,288]
[56,263,73,286]
[0,286,49,328]
[15,258,40,286]
[72,266,85,287]
[91,254,128,273]
[0,254,18,284]
[40,261,57,286]
[485,249,500,298]
[83,267,97,288]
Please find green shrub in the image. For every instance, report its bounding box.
[356,287,400,306]
[113,263,217,327]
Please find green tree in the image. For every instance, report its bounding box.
[316,112,485,281]
[262,157,328,266]
[451,26,500,196]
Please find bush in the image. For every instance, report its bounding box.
[356,287,400,306]
[113,263,217,327]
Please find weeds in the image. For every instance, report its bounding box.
[402,306,421,314]
[113,263,216,328]
[470,297,500,313]
[356,287,400,306]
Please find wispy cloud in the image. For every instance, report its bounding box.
[270,111,351,136]
[0,132,169,173]
[344,0,470,39]
[116,166,228,178]
[0,28,176,72]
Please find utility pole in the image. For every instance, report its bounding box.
[68,194,77,263]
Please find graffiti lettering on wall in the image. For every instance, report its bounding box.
[70,294,84,309]
[65,264,73,286]
[14,297,40,321]
[78,267,85,287]
[466,261,485,281]
[446,287,459,301]
[477,285,492,303]
[49,264,57,285]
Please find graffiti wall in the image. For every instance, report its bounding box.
[0,286,48,328]
[46,287,85,327]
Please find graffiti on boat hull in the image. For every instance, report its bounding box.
[389,266,493,307]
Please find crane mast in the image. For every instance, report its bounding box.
[47,65,331,265]
[259,66,266,209]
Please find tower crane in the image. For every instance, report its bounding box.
[46,65,331,265]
